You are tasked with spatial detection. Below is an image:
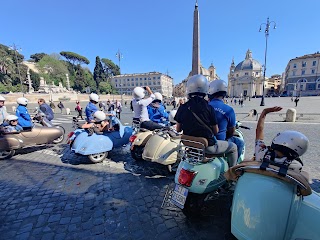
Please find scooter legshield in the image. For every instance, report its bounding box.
[71,132,113,155]
[175,157,229,194]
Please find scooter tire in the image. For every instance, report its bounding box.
[0,150,15,160]
[130,146,144,161]
[88,152,108,163]
[182,193,205,218]
[52,126,65,144]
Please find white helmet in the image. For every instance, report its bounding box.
[186,74,208,96]
[89,93,99,102]
[0,95,5,101]
[133,87,145,99]
[169,110,177,123]
[154,92,163,102]
[6,115,18,122]
[93,111,106,122]
[271,130,309,158]
[208,80,228,95]
[17,97,28,106]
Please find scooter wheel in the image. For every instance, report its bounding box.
[130,146,144,161]
[0,150,15,160]
[88,152,108,163]
[53,126,65,144]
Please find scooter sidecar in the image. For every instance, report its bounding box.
[71,124,133,163]
[0,126,64,159]
[229,162,320,240]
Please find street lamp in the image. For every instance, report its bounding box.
[8,43,23,95]
[259,17,276,106]
[115,49,123,74]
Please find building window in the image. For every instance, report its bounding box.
[312,69,315,74]
[140,83,142,86]
[245,72,248,76]
[313,61,317,66]
[256,72,259,76]
[127,79,130,82]
[157,77,160,79]
[318,84,320,89]
[292,71,296,76]
[293,63,297,68]
[131,83,134,86]
[307,84,315,90]
[135,83,138,86]
[301,70,305,75]
[131,79,134,81]
[148,77,151,80]
[144,78,147,80]
[123,83,126,86]
[115,84,118,87]
[302,61,307,67]
[135,78,138,80]
[153,77,156,80]
[115,79,118,82]
[140,78,142,80]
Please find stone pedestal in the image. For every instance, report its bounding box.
[285,108,296,122]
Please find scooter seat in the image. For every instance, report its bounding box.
[139,128,149,132]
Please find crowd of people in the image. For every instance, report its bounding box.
[131,74,309,172]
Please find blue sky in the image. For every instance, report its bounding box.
[1,0,320,84]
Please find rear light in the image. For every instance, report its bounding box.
[129,135,137,143]
[178,169,197,187]
[67,132,75,138]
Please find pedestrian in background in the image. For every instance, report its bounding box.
[115,100,122,119]
[50,101,56,113]
[75,101,83,119]
[57,101,64,114]
[294,97,300,107]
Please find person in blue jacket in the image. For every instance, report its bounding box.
[16,97,32,128]
[208,80,243,160]
[85,93,99,122]
[147,92,169,124]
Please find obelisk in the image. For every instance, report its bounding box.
[191,1,200,76]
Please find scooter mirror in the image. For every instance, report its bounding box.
[248,109,257,117]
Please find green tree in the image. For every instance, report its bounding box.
[60,51,90,65]
[98,81,114,94]
[36,55,68,85]
[101,58,120,77]
[30,53,47,62]
[93,56,107,88]
[30,69,40,91]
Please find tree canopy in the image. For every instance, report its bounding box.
[60,51,90,65]
[93,56,107,88]
[30,53,47,62]
[101,58,120,77]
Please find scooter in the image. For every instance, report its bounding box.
[226,160,320,240]
[33,108,65,144]
[69,114,133,163]
[129,118,169,161]
[141,128,182,172]
[170,122,250,217]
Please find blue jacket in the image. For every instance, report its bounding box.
[40,103,54,121]
[147,103,169,123]
[85,102,98,122]
[16,105,32,127]
[208,98,236,140]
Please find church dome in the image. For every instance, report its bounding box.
[234,49,262,72]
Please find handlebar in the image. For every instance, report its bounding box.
[239,125,251,130]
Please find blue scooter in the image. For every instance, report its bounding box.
[227,161,320,240]
[68,113,133,163]
[170,122,250,217]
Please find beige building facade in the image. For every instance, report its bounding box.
[110,72,173,97]
[285,52,320,96]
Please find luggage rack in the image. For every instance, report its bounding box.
[180,138,208,164]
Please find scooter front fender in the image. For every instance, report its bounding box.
[71,132,113,155]
[175,157,228,194]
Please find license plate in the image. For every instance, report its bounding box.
[170,184,188,209]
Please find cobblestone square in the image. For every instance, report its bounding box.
[1,97,320,239]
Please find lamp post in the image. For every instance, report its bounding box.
[259,17,276,106]
[8,44,23,95]
[115,49,123,74]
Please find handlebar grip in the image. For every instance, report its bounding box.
[240,126,251,130]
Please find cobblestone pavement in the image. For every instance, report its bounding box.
[1,97,320,239]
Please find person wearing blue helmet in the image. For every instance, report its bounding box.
[147,92,169,125]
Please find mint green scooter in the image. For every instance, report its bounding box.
[170,122,250,216]
[228,161,320,240]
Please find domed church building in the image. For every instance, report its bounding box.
[228,49,264,97]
